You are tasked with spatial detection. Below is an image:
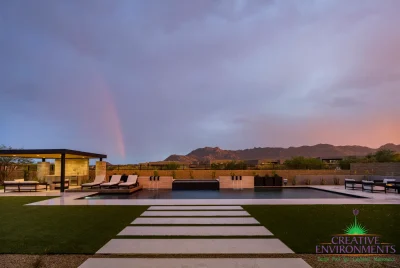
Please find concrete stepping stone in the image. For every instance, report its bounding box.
[132,217,260,225]
[148,206,243,210]
[141,211,250,217]
[96,239,294,254]
[80,258,311,268]
[118,226,272,236]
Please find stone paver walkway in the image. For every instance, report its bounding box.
[79,206,312,268]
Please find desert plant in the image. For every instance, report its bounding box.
[211,170,216,179]
[333,177,340,185]
[292,177,297,185]
[153,170,159,177]
[305,178,311,185]
[189,170,194,179]
[320,178,326,185]
[171,170,177,179]
[252,171,257,176]
[230,171,235,177]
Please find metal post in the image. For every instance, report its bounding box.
[60,154,65,193]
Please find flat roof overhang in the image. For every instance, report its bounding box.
[0,149,107,159]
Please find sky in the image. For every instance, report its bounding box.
[1,0,400,164]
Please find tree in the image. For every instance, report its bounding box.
[0,145,33,183]
[374,149,397,162]
[165,162,181,170]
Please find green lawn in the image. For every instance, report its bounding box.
[0,197,148,254]
[243,205,400,254]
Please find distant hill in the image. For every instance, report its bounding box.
[164,143,400,163]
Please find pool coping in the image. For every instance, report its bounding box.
[24,186,400,206]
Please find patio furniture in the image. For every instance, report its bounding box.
[118,175,138,189]
[3,179,48,192]
[374,179,398,194]
[344,179,362,190]
[81,175,106,189]
[100,175,122,189]
[385,183,400,194]
[362,180,385,193]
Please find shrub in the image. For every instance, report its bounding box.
[171,170,177,179]
[189,170,194,179]
[230,171,235,177]
[153,170,159,177]
[211,171,216,179]
[292,177,297,186]
[305,179,311,185]
[165,162,181,170]
[320,178,326,185]
[333,177,340,185]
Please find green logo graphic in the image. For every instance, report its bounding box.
[344,209,368,235]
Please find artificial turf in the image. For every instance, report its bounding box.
[0,197,148,254]
[243,205,400,254]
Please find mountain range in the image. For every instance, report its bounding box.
[164,143,400,163]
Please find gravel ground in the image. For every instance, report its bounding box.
[0,254,398,268]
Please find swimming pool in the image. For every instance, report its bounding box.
[81,188,363,199]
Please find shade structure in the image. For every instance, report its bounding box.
[0,149,107,192]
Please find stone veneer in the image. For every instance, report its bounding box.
[54,159,89,177]
[351,162,400,176]
[37,162,50,181]
[95,161,107,177]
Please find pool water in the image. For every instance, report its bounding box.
[82,188,363,199]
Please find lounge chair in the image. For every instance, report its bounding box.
[118,175,138,189]
[344,178,362,190]
[81,175,105,189]
[100,175,122,189]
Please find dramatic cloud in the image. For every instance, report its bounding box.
[1,0,399,163]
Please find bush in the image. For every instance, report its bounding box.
[171,170,177,179]
[189,170,194,179]
[304,179,311,185]
[292,177,297,186]
[284,157,324,169]
[320,178,326,185]
[211,171,216,179]
[333,177,340,185]
[153,170,159,177]
[165,162,181,170]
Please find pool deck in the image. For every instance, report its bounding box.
[15,186,399,206]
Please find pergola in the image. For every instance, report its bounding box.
[0,149,107,192]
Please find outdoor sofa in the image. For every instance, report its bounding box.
[3,179,48,192]
[362,179,398,193]
[81,175,106,189]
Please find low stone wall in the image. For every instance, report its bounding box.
[219,176,254,189]
[101,169,350,182]
[294,174,400,185]
[351,163,400,176]
[138,176,173,189]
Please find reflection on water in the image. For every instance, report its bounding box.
[83,188,362,200]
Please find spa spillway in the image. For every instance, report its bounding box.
[172,179,220,190]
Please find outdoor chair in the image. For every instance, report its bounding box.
[344,178,362,190]
[362,180,385,193]
[81,175,105,189]
[118,175,139,189]
[100,175,122,189]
